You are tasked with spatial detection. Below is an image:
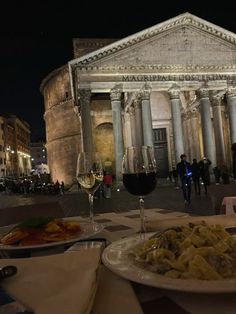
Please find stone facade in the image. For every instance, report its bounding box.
[41,13,236,185]
[1,115,31,177]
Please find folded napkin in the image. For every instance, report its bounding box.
[146,213,236,232]
[93,266,143,314]
[0,247,102,314]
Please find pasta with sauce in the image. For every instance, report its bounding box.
[130,222,236,280]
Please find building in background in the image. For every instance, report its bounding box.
[41,13,236,185]
[2,114,31,177]
[30,141,49,174]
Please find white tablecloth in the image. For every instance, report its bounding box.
[220,196,236,214]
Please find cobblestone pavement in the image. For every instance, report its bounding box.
[0,182,214,218]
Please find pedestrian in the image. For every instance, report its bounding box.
[198,157,211,194]
[60,181,65,195]
[221,165,230,184]
[232,143,236,182]
[172,167,179,189]
[191,158,201,195]
[177,154,192,205]
[103,171,113,199]
[55,180,60,194]
[168,170,172,182]
[213,166,221,184]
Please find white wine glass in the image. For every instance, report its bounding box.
[76,151,103,224]
[122,146,157,237]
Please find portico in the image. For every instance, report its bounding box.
[69,13,236,180]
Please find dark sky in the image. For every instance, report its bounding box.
[0,0,236,140]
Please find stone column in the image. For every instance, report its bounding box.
[124,108,132,148]
[212,92,226,166]
[169,85,185,164]
[226,87,236,144]
[110,87,124,182]
[78,89,92,155]
[199,88,216,166]
[129,106,137,146]
[141,85,154,148]
[183,112,192,161]
[189,110,201,161]
[134,96,144,146]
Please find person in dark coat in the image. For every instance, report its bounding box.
[177,154,192,204]
[198,157,211,194]
[213,166,221,184]
[191,158,201,195]
[172,167,179,189]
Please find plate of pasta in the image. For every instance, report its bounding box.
[102,221,236,293]
[0,217,103,250]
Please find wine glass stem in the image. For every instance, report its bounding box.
[88,193,94,223]
[139,196,146,237]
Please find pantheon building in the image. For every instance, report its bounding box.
[41,13,236,185]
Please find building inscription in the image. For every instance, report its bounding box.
[122,74,236,82]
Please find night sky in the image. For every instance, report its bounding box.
[0,0,236,140]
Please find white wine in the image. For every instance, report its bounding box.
[76,151,104,223]
[77,172,103,195]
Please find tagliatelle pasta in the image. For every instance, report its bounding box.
[130,222,236,280]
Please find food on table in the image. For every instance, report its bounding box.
[130,221,236,280]
[0,217,82,246]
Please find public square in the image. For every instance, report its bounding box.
[0,180,215,224]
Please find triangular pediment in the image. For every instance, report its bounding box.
[70,12,236,71]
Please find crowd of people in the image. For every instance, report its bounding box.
[0,177,65,195]
[170,153,233,206]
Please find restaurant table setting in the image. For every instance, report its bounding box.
[1,213,236,313]
[0,242,103,314]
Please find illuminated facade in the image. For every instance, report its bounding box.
[3,115,31,177]
[30,141,49,174]
[41,13,236,185]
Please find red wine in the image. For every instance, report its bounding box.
[123,172,157,196]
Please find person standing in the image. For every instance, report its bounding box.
[103,171,113,199]
[172,167,179,189]
[60,181,65,195]
[177,154,192,204]
[191,158,201,195]
[232,143,236,182]
[198,157,211,194]
[213,166,221,184]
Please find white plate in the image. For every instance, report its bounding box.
[102,233,236,294]
[0,217,103,250]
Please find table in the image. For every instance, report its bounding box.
[95,213,236,314]
[220,196,236,214]
[2,209,236,314]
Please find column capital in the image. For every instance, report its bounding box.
[168,83,180,100]
[133,93,142,109]
[198,88,210,99]
[226,86,236,99]
[110,86,122,101]
[211,90,226,107]
[198,81,211,99]
[140,83,152,100]
[78,88,91,104]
